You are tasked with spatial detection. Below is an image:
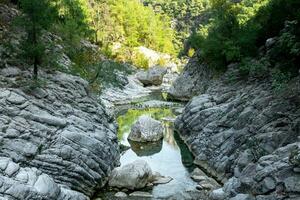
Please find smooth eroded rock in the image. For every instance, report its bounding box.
[109,160,152,190]
[128,115,164,142]
[136,66,167,86]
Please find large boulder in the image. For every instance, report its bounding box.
[136,66,167,86]
[0,68,120,199]
[128,115,164,142]
[167,51,212,101]
[108,160,152,189]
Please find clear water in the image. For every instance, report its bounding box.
[116,108,198,199]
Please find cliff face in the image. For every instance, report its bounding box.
[0,67,120,199]
[173,58,300,199]
[167,52,213,101]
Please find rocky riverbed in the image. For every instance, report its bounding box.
[1,47,299,200]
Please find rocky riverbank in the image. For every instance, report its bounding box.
[171,53,300,199]
[0,67,120,199]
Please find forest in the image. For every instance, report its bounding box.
[1,0,299,88]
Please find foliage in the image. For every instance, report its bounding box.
[239,57,270,78]
[143,0,211,54]
[131,52,149,69]
[268,21,300,75]
[270,68,292,92]
[89,0,176,64]
[189,0,300,76]
[289,147,300,167]
[246,137,267,162]
[17,0,58,79]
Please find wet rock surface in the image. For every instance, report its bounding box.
[0,68,120,199]
[174,59,300,199]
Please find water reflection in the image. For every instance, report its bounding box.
[129,139,163,156]
[117,108,197,199]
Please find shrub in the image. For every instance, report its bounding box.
[131,52,149,69]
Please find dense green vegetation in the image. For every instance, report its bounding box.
[143,0,210,55]
[3,0,300,88]
[8,0,176,84]
[90,0,176,59]
[188,0,300,78]
[17,0,58,79]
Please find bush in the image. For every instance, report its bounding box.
[270,68,291,92]
[131,52,149,69]
[239,57,270,78]
[188,0,300,75]
[289,147,300,167]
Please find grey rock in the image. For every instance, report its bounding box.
[0,68,120,199]
[167,51,212,101]
[261,177,276,193]
[265,38,277,49]
[6,92,26,105]
[151,172,173,185]
[0,67,22,77]
[210,188,227,200]
[229,194,254,200]
[174,58,300,199]
[34,174,60,198]
[128,115,164,142]
[4,160,19,177]
[136,66,167,86]
[284,176,300,192]
[109,160,152,190]
[114,191,128,198]
[129,191,153,198]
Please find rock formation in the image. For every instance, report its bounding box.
[173,53,300,199]
[0,67,120,199]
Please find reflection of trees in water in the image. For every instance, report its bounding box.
[129,139,163,156]
[117,108,174,141]
[163,122,177,147]
[173,131,195,172]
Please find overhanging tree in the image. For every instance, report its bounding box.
[18,0,58,80]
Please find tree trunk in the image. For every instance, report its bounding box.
[32,24,38,80]
[33,56,38,80]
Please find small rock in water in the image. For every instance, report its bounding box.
[114,192,128,198]
[191,175,208,182]
[196,183,214,190]
[109,160,152,190]
[190,168,206,177]
[128,115,164,142]
[293,167,300,173]
[129,191,153,198]
[152,176,173,185]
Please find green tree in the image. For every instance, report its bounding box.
[18,0,58,80]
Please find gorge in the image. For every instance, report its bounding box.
[0,1,300,200]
